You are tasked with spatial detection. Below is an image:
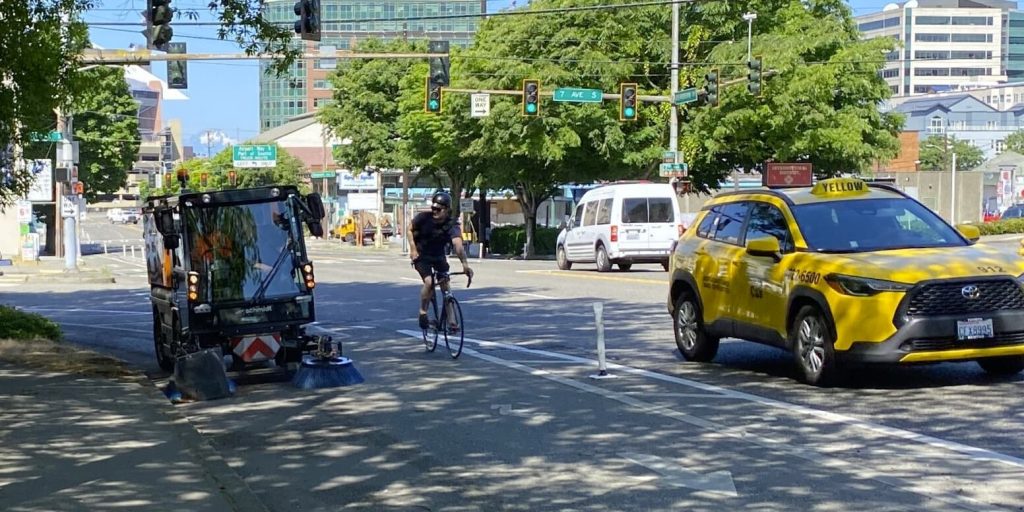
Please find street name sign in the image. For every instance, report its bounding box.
[311,171,335,179]
[232,145,277,168]
[763,162,813,188]
[552,88,603,103]
[673,88,698,105]
[659,162,688,177]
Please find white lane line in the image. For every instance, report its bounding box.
[514,292,557,300]
[394,329,1024,471]
[59,322,151,334]
[394,330,1007,511]
[399,277,422,283]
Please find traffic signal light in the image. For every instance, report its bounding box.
[167,42,187,89]
[200,172,209,187]
[228,170,237,187]
[703,68,720,108]
[428,40,450,87]
[146,0,173,50]
[747,56,763,97]
[523,79,540,116]
[293,0,322,42]
[424,77,442,113]
[619,83,638,122]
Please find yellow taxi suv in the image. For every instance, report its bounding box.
[667,177,1024,386]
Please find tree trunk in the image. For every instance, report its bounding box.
[514,182,540,259]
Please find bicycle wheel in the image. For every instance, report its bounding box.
[443,296,464,359]
[423,292,439,352]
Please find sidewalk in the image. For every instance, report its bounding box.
[0,257,115,284]
[0,361,267,512]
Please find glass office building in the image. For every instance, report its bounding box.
[259,0,485,131]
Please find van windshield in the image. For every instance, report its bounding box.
[622,197,675,223]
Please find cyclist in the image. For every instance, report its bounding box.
[409,190,474,330]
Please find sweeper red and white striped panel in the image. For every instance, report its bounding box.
[230,333,281,363]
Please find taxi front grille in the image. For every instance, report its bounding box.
[904,279,1024,317]
[904,332,1024,352]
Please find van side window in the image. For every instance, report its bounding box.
[696,208,718,239]
[648,198,674,223]
[596,198,612,225]
[711,202,749,245]
[622,198,648,223]
[745,203,794,252]
[583,201,598,226]
[572,204,584,228]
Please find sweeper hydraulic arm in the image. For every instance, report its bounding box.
[143,184,330,379]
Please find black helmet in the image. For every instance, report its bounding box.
[431,191,452,208]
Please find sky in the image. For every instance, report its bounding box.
[82,1,913,154]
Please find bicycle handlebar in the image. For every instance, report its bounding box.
[448,271,473,288]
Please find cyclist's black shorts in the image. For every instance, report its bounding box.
[414,255,449,280]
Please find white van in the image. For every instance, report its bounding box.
[556,183,684,272]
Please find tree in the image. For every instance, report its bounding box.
[457,0,672,256]
[0,0,90,205]
[919,135,985,172]
[681,1,903,188]
[72,66,140,201]
[319,39,419,176]
[1004,130,1024,155]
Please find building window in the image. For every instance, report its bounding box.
[915,33,950,42]
[313,79,331,90]
[915,50,950,60]
[951,33,992,43]
[880,68,899,78]
[996,140,1006,154]
[988,121,998,130]
[929,116,944,134]
[916,16,950,25]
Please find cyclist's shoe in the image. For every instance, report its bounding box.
[419,313,429,330]
[448,323,460,334]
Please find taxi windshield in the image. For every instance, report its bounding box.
[791,197,968,253]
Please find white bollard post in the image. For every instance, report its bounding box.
[122,244,126,256]
[103,241,108,254]
[589,302,616,379]
[131,245,136,258]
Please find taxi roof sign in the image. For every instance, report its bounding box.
[763,163,813,188]
[810,177,869,197]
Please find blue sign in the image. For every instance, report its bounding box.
[338,171,376,190]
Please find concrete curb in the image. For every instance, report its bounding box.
[136,375,272,512]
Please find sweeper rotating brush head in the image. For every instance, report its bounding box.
[292,335,364,389]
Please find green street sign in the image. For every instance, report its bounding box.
[552,88,603,103]
[310,171,335,178]
[673,88,698,105]
[29,131,62,143]
[232,144,277,168]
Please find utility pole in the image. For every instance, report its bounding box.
[56,109,78,272]
[401,168,410,255]
[669,0,680,168]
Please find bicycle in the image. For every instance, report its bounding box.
[422,270,471,359]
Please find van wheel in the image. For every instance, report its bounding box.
[617,263,632,271]
[556,246,572,270]
[595,245,612,272]
[790,305,841,387]
[977,355,1024,376]
[674,292,718,362]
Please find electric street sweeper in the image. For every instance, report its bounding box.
[142,183,362,390]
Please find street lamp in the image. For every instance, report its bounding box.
[742,12,757,61]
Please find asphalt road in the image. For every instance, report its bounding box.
[2,236,1024,511]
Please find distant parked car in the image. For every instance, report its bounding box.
[107,208,139,224]
[1001,204,1024,220]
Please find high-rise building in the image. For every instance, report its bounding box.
[855,0,1024,96]
[259,0,486,132]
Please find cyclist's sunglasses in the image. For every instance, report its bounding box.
[431,203,447,212]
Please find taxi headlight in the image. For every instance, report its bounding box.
[825,274,911,297]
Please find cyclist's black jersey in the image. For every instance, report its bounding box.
[412,211,462,258]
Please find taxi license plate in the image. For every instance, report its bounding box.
[957,318,993,341]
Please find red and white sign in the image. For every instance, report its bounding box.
[230,333,281,363]
[763,163,813,188]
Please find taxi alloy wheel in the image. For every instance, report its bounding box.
[556,245,572,270]
[674,294,718,362]
[791,305,838,387]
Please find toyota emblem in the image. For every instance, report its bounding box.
[962,285,981,300]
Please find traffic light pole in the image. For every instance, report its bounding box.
[669,0,680,169]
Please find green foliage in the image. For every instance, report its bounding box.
[0,0,91,206]
[683,1,902,188]
[489,225,559,256]
[919,135,985,172]
[975,218,1024,236]
[144,144,308,199]
[0,305,62,341]
[1003,130,1024,155]
[72,66,140,201]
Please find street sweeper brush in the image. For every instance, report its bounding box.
[292,335,364,389]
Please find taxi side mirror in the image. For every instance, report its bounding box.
[746,236,781,259]
[956,224,981,244]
